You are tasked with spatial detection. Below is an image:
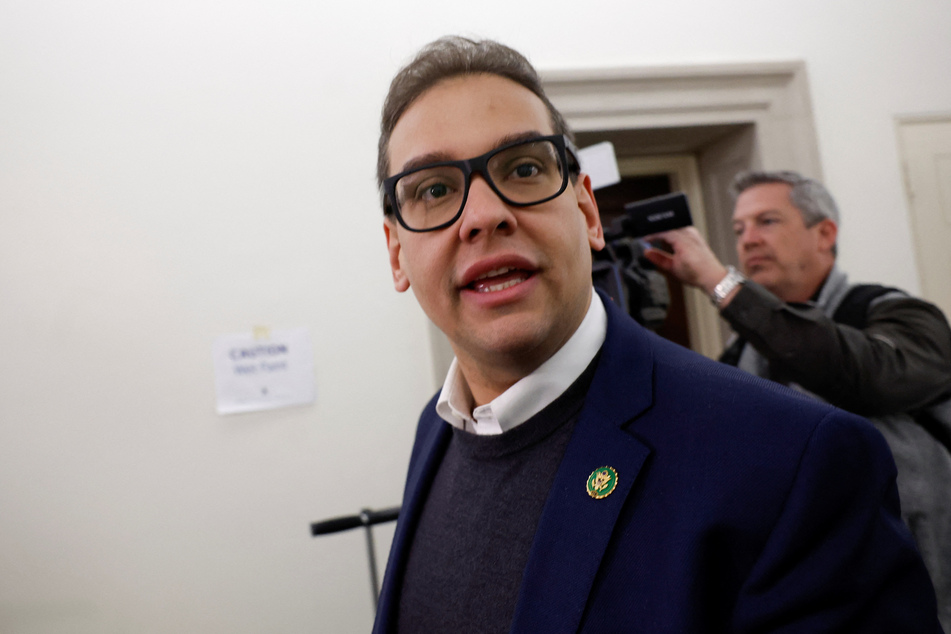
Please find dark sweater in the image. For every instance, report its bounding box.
[396,359,598,633]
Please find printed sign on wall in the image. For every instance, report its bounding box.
[212,327,315,415]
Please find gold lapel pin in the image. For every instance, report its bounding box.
[586,466,618,499]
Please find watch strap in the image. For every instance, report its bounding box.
[712,266,746,307]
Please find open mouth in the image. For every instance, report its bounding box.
[466,266,533,293]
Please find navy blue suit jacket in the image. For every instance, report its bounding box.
[374,294,941,632]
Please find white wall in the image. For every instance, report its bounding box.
[1,1,949,632]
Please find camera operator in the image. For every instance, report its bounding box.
[644,169,951,630]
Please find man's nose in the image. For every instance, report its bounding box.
[456,175,518,242]
[737,225,760,249]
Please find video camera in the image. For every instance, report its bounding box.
[592,192,693,329]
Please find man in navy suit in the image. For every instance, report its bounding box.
[374,35,942,632]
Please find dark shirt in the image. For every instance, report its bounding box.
[396,358,598,633]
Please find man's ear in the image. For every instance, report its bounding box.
[575,173,605,251]
[816,218,838,254]
[383,218,411,293]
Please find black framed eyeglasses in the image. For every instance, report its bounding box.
[383,134,581,232]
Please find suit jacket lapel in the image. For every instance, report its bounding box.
[373,410,451,633]
[510,296,656,633]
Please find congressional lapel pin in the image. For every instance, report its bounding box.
[586,466,618,499]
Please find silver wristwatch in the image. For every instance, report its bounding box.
[712,266,746,307]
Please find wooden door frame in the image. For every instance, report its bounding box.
[542,60,824,354]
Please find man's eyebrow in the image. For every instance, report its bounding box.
[399,152,455,174]
[733,211,783,234]
[735,209,781,223]
[495,130,546,148]
[396,130,547,175]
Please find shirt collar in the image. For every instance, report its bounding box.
[435,289,607,435]
[814,264,850,314]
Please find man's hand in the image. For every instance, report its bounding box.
[641,227,729,296]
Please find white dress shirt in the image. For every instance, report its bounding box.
[435,290,608,435]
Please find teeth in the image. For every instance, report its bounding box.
[476,266,514,281]
[477,278,524,293]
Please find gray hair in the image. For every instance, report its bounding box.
[730,170,840,227]
[377,36,571,207]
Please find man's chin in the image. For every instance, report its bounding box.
[746,269,777,290]
[453,318,557,368]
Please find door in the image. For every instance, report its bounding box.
[897,116,951,317]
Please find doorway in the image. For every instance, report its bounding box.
[547,60,825,358]
[592,172,690,348]
[586,152,725,356]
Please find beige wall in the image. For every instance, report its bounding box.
[1,1,950,631]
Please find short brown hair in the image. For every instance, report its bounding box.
[377,36,572,212]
